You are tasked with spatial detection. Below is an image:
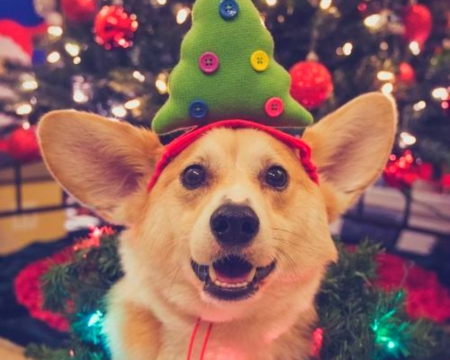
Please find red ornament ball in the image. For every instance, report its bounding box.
[289,61,333,110]
[397,62,416,86]
[61,0,97,23]
[7,126,41,163]
[403,4,432,47]
[94,5,138,50]
[0,138,8,154]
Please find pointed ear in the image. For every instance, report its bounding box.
[38,110,163,224]
[303,93,397,220]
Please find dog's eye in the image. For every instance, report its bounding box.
[181,165,206,189]
[265,166,288,189]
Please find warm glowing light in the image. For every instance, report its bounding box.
[176,7,190,24]
[409,41,420,55]
[133,70,145,82]
[342,42,353,56]
[124,99,141,110]
[380,41,389,51]
[155,72,168,94]
[319,0,332,10]
[381,83,393,95]
[157,0,167,4]
[65,42,81,57]
[111,105,127,118]
[21,75,38,91]
[266,0,277,6]
[73,56,81,65]
[22,122,31,130]
[431,87,448,101]
[47,25,63,37]
[364,14,382,30]
[377,71,395,81]
[413,101,426,111]
[47,51,61,63]
[73,90,89,104]
[15,103,32,115]
[400,132,417,146]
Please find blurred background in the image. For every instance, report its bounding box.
[0,0,449,356]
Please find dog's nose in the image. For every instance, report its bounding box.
[210,204,260,246]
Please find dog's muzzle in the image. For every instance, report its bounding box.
[191,255,276,301]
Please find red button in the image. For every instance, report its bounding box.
[265,97,284,118]
[199,52,219,74]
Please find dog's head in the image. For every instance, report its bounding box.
[38,93,396,321]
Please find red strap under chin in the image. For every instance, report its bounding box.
[147,120,319,193]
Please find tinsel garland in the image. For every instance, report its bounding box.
[22,230,450,360]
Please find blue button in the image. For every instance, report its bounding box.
[189,100,208,119]
[219,0,239,20]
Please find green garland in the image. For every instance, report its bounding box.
[26,233,449,360]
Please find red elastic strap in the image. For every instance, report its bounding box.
[148,120,319,193]
[186,318,201,360]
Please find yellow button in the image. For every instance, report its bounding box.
[250,50,269,72]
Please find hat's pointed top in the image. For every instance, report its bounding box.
[151,0,313,135]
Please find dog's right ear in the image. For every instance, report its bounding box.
[38,110,163,224]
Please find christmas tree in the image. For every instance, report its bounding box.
[0,0,449,358]
[0,0,448,174]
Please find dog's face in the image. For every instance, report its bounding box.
[147,128,335,306]
[38,93,396,321]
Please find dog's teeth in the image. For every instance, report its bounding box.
[246,268,256,282]
[209,267,217,282]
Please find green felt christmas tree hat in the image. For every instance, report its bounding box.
[151,0,313,135]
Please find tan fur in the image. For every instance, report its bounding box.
[38,93,397,359]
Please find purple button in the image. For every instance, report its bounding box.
[199,52,219,74]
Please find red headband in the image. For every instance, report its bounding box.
[147,120,319,193]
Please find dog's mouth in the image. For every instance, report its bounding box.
[191,255,276,301]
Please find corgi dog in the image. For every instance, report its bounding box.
[38,93,396,360]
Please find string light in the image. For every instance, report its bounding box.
[413,101,426,111]
[409,41,421,55]
[111,104,127,118]
[379,42,389,51]
[377,71,395,81]
[176,7,191,25]
[72,76,91,103]
[47,51,61,64]
[133,70,146,82]
[15,103,32,116]
[124,99,141,110]
[22,122,31,130]
[319,0,332,10]
[20,74,38,91]
[87,310,103,327]
[73,56,81,65]
[364,14,383,30]
[266,0,277,6]
[65,42,81,57]
[47,25,63,38]
[381,83,393,95]
[155,72,169,94]
[431,87,448,101]
[342,42,353,56]
[400,132,417,147]
[73,90,89,103]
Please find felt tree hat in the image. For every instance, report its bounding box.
[151,0,313,135]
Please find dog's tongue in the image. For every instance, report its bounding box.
[215,270,251,284]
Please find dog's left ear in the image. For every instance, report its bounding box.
[38,110,163,224]
[303,92,397,221]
